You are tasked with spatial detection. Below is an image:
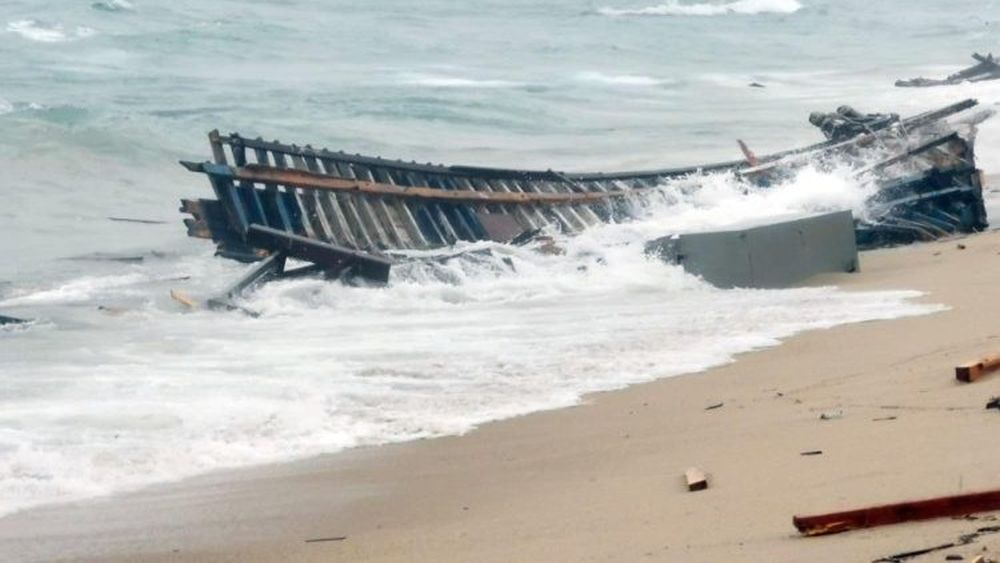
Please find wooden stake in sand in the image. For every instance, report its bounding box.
[685,468,709,492]
[956,355,1000,382]
[794,489,1000,536]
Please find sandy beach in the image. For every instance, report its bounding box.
[1,226,999,562]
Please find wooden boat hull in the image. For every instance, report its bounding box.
[180,99,989,271]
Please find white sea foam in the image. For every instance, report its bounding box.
[6,20,96,42]
[0,98,13,115]
[600,0,803,17]
[575,71,668,86]
[399,73,523,89]
[0,273,147,306]
[0,166,943,517]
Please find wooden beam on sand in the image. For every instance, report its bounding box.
[956,355,1000,383]
[794,489,1000,536]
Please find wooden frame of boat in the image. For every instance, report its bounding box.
[179,98,988,292]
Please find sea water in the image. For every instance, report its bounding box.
[0,0,997,516]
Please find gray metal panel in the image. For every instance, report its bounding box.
[646,211,858,289]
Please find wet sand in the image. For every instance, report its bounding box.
[4,230,1000,562]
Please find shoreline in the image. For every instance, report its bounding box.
[5,230,1000,562]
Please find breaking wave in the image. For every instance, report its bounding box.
[0,163,941,518]
[599,0,803,17]
[399,73,523,89]
[575,71,669,86]
[0,273,148,307]
[91,0,135,12]
[6,20,96,42]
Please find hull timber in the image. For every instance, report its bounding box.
[180,99,990,277]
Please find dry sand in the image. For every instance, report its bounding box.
[5,230,1000,563]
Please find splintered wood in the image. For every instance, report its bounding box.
[956,355,1000,382]
[685,468,709,492]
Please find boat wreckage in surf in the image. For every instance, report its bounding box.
[896,53,1000,88]
[179,98,991,303]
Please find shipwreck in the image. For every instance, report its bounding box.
[179,98,990,302]
[896,53,1000,88]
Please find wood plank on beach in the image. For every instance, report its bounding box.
[794,489,1000,536]
[685,468,708,492]
[956,355,1000,382]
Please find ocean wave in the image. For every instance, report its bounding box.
[575,71,669,86]
[0,99,13,116]
[599,0,802,17]
[0,273,146,307]
[398,73,523,89]
[91,0,134,12]
[6,20,96,43]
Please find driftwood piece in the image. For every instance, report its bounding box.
[108,217,168,225]
[304,536,347,544]
[685,468,709,492]
[794,489,1000,536]
[169,290,198,309]
[956,355,1000,383]
[872,542,957,562]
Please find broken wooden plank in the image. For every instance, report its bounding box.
[956,355,1000,383]
[794,489,1000,536]
[737,140,760,167]
[203,251,286,317]
[246,224,392,283]
[210,251,287,304]
[685,468,709,492]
